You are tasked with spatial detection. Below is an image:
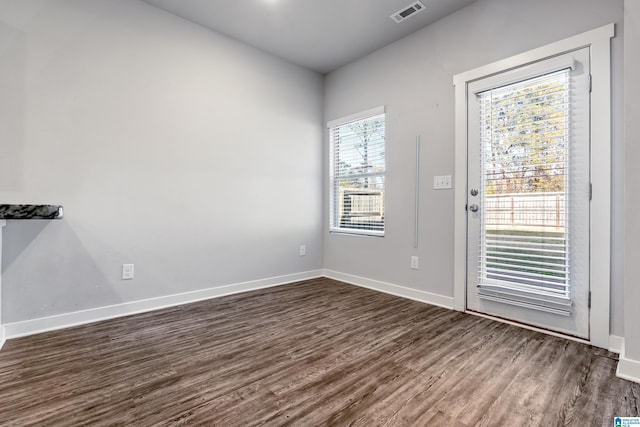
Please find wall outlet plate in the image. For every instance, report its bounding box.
[411,256,419,270]
[299,245,306,256]
[122,264,134,280]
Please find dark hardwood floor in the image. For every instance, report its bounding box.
[0,277,637,426]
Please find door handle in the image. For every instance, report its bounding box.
[469,204,479,212]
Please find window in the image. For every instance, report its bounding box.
[328,107,386,236]
[478,68,576,306]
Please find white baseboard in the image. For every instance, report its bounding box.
[617,341,640,384]
[2,268,625,360]
[322,269,455,309]
[609,335,624,354]
[4,270,323,339]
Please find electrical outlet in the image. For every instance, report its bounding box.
[299,245,306,256]
[411,256,419,270]
[433,175,452,190]
[122,264,134,280]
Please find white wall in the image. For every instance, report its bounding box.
[0,0,629,343]
[0,0,324,322]
[324,0,625,335]
[624,0,640,360]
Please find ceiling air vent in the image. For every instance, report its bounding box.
[390,1,426,23]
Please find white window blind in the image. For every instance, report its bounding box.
[476,69,576,314]
[329,107,385,236]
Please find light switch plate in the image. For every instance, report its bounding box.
[433,175,452,190]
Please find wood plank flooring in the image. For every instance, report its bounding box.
[0,277,638,426]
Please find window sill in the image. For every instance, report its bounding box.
[329,229,384,238]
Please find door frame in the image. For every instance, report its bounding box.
[453,23,614,349]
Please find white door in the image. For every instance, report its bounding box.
[466,48,591,339]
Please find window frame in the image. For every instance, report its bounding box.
[327,106,386,237]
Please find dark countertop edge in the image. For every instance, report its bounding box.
[0,204,64,220]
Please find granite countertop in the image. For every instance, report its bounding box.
[0,204,64,219]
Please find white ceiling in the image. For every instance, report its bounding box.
[142,0,478,74]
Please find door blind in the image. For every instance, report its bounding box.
[477,69,573,311]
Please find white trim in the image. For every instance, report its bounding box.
[452,23,614,349]
[329,229,384,237]
[609,335,624,354]
[322,269,455,309]
[0,220,5,350]
[453,78,467,312]
[453,24,614,85]
[0,265,622,359]
[617,341,640,384]
[326,105,385,128]
[468,54,577,95]
[588,25,614,350]
[4,270,323,339]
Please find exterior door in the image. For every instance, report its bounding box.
[466,48,591,339]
